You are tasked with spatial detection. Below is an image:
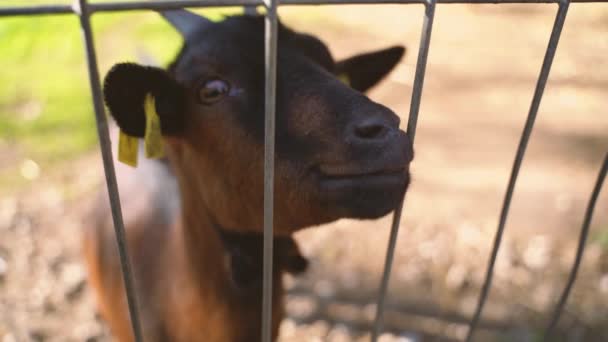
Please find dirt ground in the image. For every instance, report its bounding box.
[1,4,608,342]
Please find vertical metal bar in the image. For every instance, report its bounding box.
[543,152,608,340]
[371,0,436,340]
[404,0,436,143]
[261,0,278,340]
[73,0,144,341]
[465,1,570,340]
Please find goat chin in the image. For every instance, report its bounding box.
[329,176,410,219]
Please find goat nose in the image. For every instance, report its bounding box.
[351,117,392,142]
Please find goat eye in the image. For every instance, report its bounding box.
[198,79,230,104]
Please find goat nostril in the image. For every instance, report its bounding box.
[355,123,387,140]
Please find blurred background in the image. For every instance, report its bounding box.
[1,1,607,341]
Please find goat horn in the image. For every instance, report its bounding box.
[158,9,212,39]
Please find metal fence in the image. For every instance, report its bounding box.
[1,0,607,341]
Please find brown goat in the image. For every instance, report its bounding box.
[84,10,413,342]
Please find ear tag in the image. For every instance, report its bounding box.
[144,93,165,159]
[118,130,139,167]
[338,73,351,87]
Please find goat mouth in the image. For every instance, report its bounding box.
[317,164,407,178]
[315,164,409,191]
[310,163,410,218]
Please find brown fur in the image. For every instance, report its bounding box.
[83,137,302,341]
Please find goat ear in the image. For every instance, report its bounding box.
[335,46,405,93]
[103,63,186,137]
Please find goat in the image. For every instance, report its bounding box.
[83,9,413,342]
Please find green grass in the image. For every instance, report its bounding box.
[0,2,242,192]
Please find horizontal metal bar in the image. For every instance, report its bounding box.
[2,0,608,17]
[543,152,608,340]
[464,1,570,341]
[283,0,603,3]
[91,0,258,11]
[0,4,72,16]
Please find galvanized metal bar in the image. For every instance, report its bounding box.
[244,5,259,14]
[261,0,279,340]
[74,0,144,341]
[2,0,608,17]
[543,152,608,340]
[0,4,72,16]
[371,0,436,340]
[282,0,598,3]
[465,1,570,340]
[284,0,599,2]
[91,0,258,11]
[405,1,436,142]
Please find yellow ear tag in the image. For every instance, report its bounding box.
[144,93,165,159]
[118,130,139,167]
[338,73,351,87]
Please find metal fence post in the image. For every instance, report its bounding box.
[73,0,144,340]
[465,1,570,340]
[262,0,279,340]
[543,152,608,340]
[371,0,436,340]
